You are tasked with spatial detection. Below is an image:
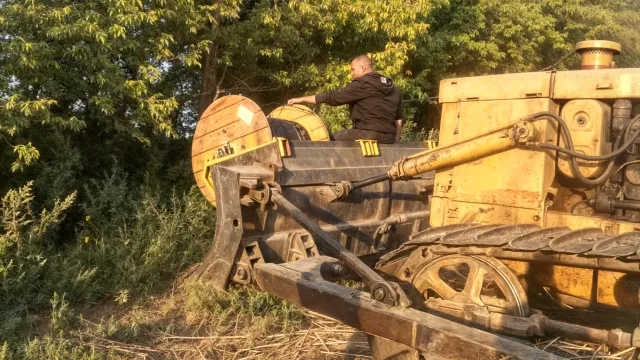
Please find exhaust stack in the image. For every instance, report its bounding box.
[575,40,621,70]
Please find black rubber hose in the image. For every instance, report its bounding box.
[530,111,634,186]
[536,112,640,161]
[573,124,626,185]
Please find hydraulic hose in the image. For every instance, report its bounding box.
[530,112,638,186]
[539,114,640,160]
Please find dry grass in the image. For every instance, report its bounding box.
[50,282,372,360]
[23,280,637,360]
[535,338,637,360]
[156,311,371,360]
[65,314,372,359]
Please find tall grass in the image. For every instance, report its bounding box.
[0,172,215,355]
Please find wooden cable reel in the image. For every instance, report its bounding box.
[191,95,330,205]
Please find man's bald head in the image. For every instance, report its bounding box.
[350,55,373,79]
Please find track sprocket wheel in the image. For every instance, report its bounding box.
[410,255,529,317]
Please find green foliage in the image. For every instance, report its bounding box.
[0,181,213,347]
[1,0,640,358]
[184,282,304,334]
[50,292,73,335]
[0,0,242,172]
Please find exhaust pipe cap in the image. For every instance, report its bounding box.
[575,40,622,70]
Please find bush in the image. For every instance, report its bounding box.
[184,282,305,336]
[0,177,215,349]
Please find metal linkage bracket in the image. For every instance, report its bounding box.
[231,238,265,285]
[269,188,409,307]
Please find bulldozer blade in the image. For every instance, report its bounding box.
[254,256,563,360]
[192,166,244,288]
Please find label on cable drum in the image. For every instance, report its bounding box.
[237,104,253,125]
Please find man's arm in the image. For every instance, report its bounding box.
[288,81,368,106]
[395,119,403,143]
[287,95,317,105]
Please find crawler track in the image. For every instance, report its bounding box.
[378,223,640,273]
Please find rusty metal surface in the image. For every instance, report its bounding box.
[269,189,404,306]
[377,250,640,348]
[279,140,432,185]
[506,227,572,251]
[408,223,479,243]
[412,255,530,317]
[475,224,542,246]
[193,166,244,288]
[195,140,434,288]
[381,224,640,273]
[254,257,563,360]
[436,224,506,245]
[241,141,432,257]
[549,228,605,254]
[587,232,640,257]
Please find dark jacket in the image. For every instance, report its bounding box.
[315,72,401,134]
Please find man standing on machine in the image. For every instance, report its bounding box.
[287,55,403,143]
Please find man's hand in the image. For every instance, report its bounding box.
[287,95,317,105]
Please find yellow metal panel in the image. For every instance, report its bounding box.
[553,69,640,99]
[530,265,593,300]
[596,270,634,307]
[276,137,291,157]
[439,72,553,103]
[430,98,559,228]
[434,201,542,227]
[529,264,639,309]
[355,139,380,157]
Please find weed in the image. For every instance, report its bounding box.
[0,180,214,357]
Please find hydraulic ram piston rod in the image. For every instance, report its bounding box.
[327,119,538,201]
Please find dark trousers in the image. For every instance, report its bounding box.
[330,128,396,144]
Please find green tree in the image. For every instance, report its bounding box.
[0,0,240,192]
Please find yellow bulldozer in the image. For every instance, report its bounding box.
[190,40,640,359]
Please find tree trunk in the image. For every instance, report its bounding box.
[198,13,222,117]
